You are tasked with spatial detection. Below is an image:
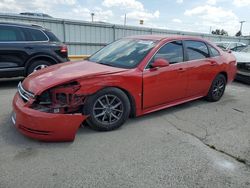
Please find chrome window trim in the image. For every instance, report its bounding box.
[144,39,216,71]
[0,24,49,43]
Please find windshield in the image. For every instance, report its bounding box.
[241,46,250,53]
[215,43,229,50]
[89,38,157,69]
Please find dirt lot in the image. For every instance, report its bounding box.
[0,78,250,188]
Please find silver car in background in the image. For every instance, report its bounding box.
[233,46,250,83]
[215,41,247,52]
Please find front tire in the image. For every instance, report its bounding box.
[84,88,131,131]
[206,74,226,102]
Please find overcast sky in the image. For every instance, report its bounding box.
[0,0,249,36]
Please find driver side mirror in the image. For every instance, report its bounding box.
[151,58,170,68]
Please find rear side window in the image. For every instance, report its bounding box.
[208,45,220,57]
[44,30,60,42]
[185,40,209,61]
[153,41,184,64]
[24,28,48,41]
[0,25,25,41]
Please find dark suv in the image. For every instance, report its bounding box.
[0,22,69,78]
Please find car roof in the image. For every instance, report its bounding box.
[20,12,52,18]
[0,22,45,30]
[126,35,207,42]
[215,41,246,45]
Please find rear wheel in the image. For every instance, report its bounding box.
[206,74,226,102]
[84,88,131,131]
[27,60,52,75]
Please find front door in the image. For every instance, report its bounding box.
[143,41,188,109]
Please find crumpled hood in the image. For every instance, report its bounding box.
[22,60,127,95]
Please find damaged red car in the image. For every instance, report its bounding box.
[12,35,237,141]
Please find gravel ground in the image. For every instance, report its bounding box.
[0,78,250,188]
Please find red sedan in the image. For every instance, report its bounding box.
[12,35,237,141]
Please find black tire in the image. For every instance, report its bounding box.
[84,87,131,131]
[206,74,226,102]
[27,60,52,75]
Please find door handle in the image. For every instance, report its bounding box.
[210,61,217,66]
[178,68,186,72]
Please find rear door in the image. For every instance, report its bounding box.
[184,40,219,97]
[0,25,28,69]
[22,27,50,56]
[143,40,188,109]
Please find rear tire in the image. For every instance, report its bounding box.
[27,60,52,75]
[84,88,131,131]
[206,74,226,102]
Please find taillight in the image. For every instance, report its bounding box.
[60,45,68,53]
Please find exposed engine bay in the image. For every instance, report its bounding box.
[30,82,86,114]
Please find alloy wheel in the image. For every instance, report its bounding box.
[212,78,225,98]
[33,64,48,72]
[93,94,124,125]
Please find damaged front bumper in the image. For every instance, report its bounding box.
[12,93,87,142]
[236,63,250,84]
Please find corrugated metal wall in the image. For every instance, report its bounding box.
[1,13,250,55]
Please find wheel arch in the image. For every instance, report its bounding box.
[85,86,137,118]
[218,71,228,82]
[25,55,58,75]
[116,87,137,118]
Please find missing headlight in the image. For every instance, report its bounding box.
[31,81,85,114]
[56,93,67,104]
[37,91,52,105]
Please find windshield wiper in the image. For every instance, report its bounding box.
[98,61,116,67]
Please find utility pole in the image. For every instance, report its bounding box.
[91,13,95,22]
[123,14,127,37]
[124,14,127,26]
[239,21,246,35]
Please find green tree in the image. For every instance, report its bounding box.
[212,29,228,36]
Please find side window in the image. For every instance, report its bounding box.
[208,45,220,57]
[24,28,48,41]
[149,41,184,67]
[44,30,60,42]
[0,25,25,42]
[185,40,209,61]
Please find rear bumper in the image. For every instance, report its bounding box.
[12,93,86,142]
[56,56,69,63]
